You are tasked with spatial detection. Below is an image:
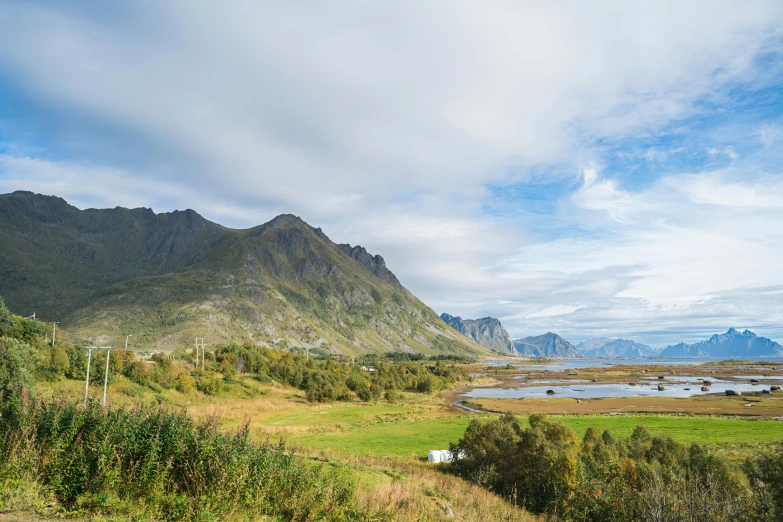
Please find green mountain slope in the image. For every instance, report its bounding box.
[0,191,487,357]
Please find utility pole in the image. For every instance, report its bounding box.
[195,338,205,369]
[125,334,132,351]
[52,321,59,346]
[103,347,111,406]
[84,347,93,407]
[83,346,113,407]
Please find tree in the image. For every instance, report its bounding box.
[744,443,783,521]
[0,336,41,397]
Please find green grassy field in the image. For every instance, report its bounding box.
[40,377,783,462]
[288,413,783,459]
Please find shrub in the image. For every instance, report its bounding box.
[174,372,195,394]
[450,414,757,521]
[195,373,221,396]
[0,336,41,398]
[384,389,400,403]
[0,394,367,521]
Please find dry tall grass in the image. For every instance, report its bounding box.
[302,449,538,522]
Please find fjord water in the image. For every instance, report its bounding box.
[472,357,783,399]
[484,357,783,372]
[466,380,775,399]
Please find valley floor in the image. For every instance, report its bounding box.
[22,359,783,520]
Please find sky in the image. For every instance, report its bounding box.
[1,1,783,348]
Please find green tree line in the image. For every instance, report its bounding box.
[212,341,465,402]
[0,297,465,403]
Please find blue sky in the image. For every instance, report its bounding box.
[1,1,783,348]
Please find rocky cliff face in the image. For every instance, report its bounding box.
[440,314,515,355]
[513,332,581,358]
[0,191,486,357]
[659,328,783,358]
[336,244,401,287]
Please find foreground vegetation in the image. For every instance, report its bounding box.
[450,413,783,521]
[287,411,783,460]
[0,392,366,521]
[1,297,534,520]
[6,295,783,521]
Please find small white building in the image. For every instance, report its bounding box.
[427,450,453,463]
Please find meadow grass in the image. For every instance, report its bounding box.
[39,376,783,459]
[289,413,783,458]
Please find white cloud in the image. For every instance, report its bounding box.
[570,163,646,223]
[0,1,782,346]
[708,146,740,161]
[527,305,584,318]
[667,173,783,209]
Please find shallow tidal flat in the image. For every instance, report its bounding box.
[454,359,783,417]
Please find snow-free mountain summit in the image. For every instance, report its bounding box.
[0,191,487,357]
[659,328,783,358]
[577,338,659,358]
[439,313,516,355]
[513,333,582,358]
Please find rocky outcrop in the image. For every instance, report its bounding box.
[440,314,515,355]
[337,244,401,287]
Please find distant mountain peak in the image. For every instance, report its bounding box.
[661,328,782,358]
[513,332,581,358]
[440,313,515,355]
[576,337,657,358]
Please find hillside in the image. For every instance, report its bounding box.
[0,191,487,357]
[577,338,658,357]
[439,313,516,355]
[659,328,783,358]
[513,332,581,358]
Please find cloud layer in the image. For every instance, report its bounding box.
[1,1,782,346]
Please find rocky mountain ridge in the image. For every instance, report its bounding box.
[439,314,516,355]
[659,328,783,358]
[0,191,486,357]
[577,338,658,358]
[513,332,582,358]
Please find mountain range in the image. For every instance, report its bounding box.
[0,191,486,357]
[576,338,659,358]
[439,312,783,360]
[659,328,783,358]
[439,314,516,355]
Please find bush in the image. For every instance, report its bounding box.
[195,373,221,396]
[745,443,783,520]
[0,336,41,398]
[174,372,195,394]
[450,414,758,521]
[0,393,367,521]
[384,389,400,403]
